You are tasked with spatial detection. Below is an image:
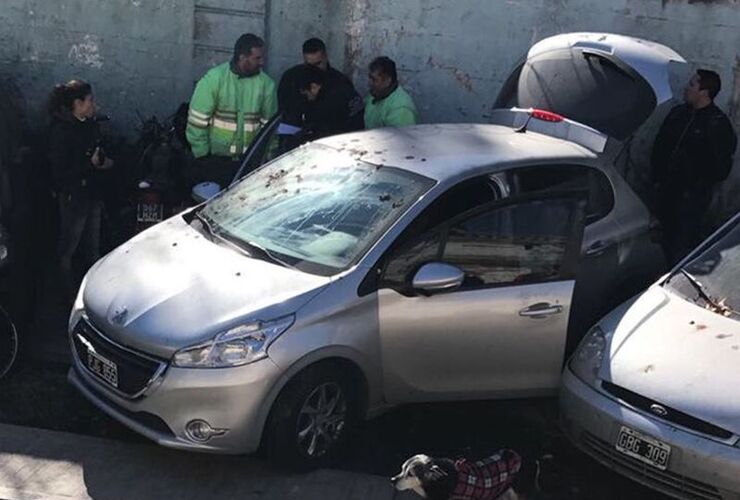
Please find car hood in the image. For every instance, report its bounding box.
[603,285,740,436]
[82,215,331,358]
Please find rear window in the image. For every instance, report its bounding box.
[495,49,657,140]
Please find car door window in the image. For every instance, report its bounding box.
[380,196,584,292]
[507,165,613,223]
[442,198,580,288]
[366,174,502,294]
[382,229,443,289]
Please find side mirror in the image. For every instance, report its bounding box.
[412,262,465,295]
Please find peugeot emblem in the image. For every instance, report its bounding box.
[110,307,128,326]
[650,404,668,417]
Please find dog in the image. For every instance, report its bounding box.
[392,449,532,500]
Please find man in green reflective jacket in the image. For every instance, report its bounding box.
[186,33,277,188]
[364,56,418,129]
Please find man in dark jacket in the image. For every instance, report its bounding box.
[278,38,363,142]
[298,65,364,140]
[651,69,737,264]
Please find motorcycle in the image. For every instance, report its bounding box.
[132,105,192,233]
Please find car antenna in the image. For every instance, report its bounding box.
[515,114,533,134]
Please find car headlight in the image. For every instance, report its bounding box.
[569,325,610,387]
[0,224,10,269]
[68,272,90,331]
[172,315,294,368]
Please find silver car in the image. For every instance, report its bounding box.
[561,212,740,500]
[68,33,676,467]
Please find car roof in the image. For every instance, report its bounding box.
[315,123,598,182]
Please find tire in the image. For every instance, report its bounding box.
[0,305,19,380]
[265,364,360,470]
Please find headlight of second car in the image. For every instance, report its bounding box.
[69,271,90,332]
[569,325,610,387]
[0,223,10,270]
[172,315,294,368]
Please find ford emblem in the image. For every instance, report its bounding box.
[650,404,668,417]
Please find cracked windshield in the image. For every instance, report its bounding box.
[201,144,434,274]
[666,222,740,320]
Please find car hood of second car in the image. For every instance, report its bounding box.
[82,215,332,358]
[602,285,740,437]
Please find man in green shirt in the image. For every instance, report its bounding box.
[186,33,277,188]
[364,56,418,129]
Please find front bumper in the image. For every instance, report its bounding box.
[560,368,740,500]
[69,347,282,454]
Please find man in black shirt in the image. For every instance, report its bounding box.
[651,69,737,264]
[278,38,363,142]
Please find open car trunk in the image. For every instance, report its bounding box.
[494,33,687,142]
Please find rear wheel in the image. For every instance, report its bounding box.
[266,364,360,470]
[0,305,19,380]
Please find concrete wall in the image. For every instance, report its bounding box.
[277,0,740,223]
[0,0,195,135]
[1,0,739,218]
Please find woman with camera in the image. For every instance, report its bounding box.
[48,80,112,300]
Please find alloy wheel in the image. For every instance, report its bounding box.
[296,382,347,457]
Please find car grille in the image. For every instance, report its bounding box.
[581,432,722,500]
[72,317,166,399]
[601,381,734,440]
[73,362,175,436]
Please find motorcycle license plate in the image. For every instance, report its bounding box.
[137,202,164,223]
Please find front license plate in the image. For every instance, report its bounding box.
[615,426,671,470]
[137,202,164,223]
[87,349,119,388]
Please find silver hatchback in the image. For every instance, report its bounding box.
[69,33,680,468]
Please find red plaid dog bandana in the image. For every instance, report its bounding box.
[451,449,522,500]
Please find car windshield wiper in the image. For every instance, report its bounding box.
[218,232,295,270]
[192,210,218,241]
[678,268,732,315]
[190,210,295,269]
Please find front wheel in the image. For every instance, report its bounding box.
[265,364,360,470]
[0,305,19,380]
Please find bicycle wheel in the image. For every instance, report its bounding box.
[0,305,18,380]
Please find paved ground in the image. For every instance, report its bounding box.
[0,363,669,500]
[0,277,669,500]
[0,423,408,500]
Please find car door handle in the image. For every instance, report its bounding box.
[585,240,613,257]
[518,303,563,318]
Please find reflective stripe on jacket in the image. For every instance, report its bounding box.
[187,62,277,158]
